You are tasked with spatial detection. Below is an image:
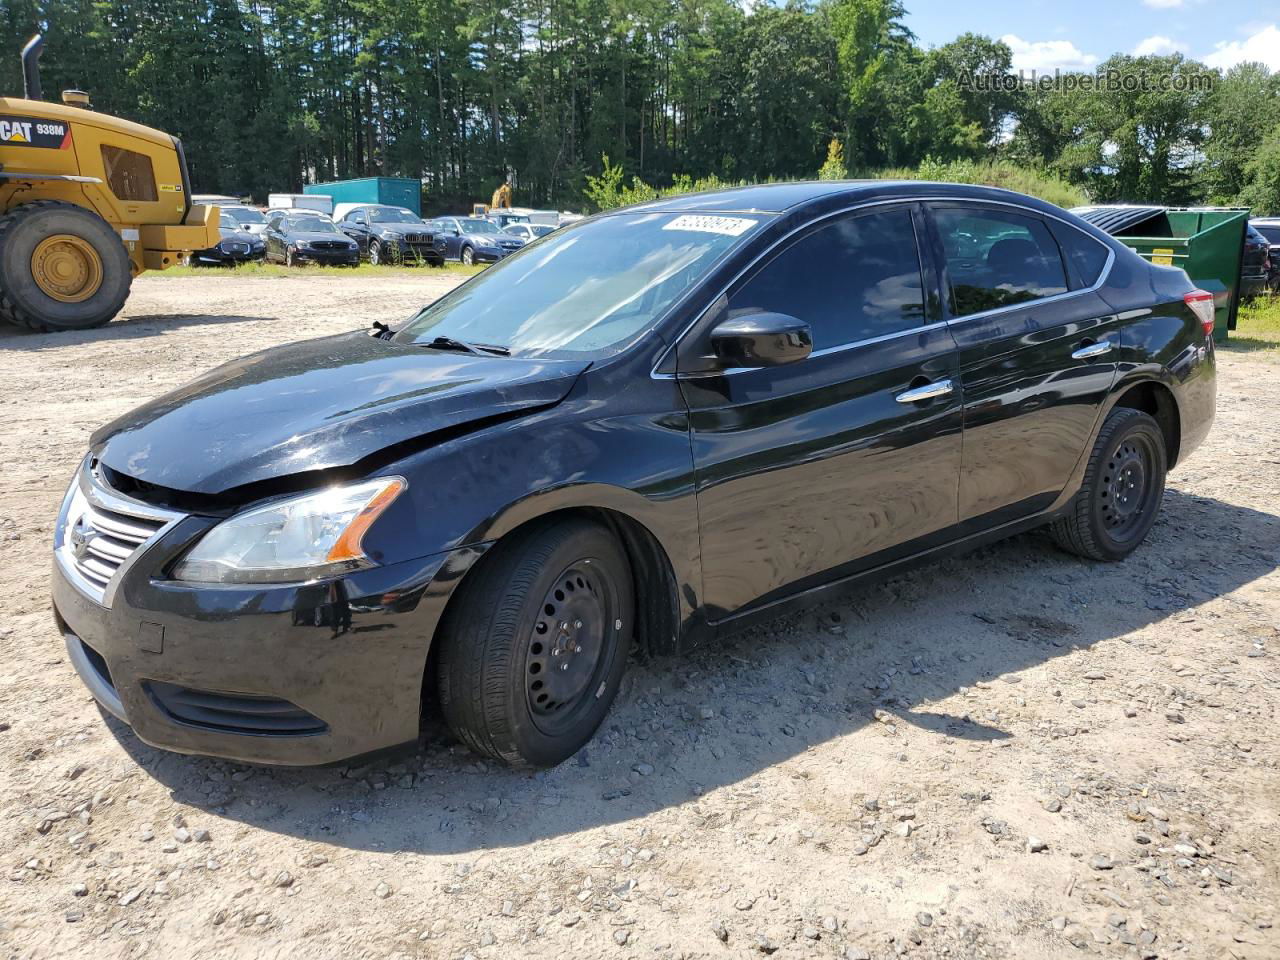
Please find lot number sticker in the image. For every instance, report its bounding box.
[662,215,757,237]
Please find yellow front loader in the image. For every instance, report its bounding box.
[0,35,219,332]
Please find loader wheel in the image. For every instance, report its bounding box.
[0,200,131,332]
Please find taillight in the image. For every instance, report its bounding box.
[1183,290,1215,338]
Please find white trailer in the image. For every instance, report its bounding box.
[268,193,333,216]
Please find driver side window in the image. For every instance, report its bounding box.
[727,207,927,351]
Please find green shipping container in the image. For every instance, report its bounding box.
[304,177,421,215]
[1074,206,1248,343]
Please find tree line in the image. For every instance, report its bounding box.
[1,0,1277,214]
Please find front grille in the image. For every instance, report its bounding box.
[56,459,185,606]
[221,241,250,255]
[69,503,165,591]
[403,233,426,243]
[310,240,347,251]
[147,681,327,736]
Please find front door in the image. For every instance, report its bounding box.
[678,204,964,620]
[925,203,1121,528]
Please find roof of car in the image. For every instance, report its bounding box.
[619,180,1071,215]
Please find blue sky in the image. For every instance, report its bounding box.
[901,1,1279,73]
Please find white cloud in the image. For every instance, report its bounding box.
[1132,35,1188,56]
[1000,35,1100,73]
[1203,24,1280,71]
[1142,0,1183,9]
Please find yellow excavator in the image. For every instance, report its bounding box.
[0,35,219,332]
[472,182,513,218]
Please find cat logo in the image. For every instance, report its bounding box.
[0,115,71,149]
[0,119,32,142]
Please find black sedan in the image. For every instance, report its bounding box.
[1252,218,1280,293]
[337,205,445,266]
[184,213,266,266]
[1241,224,1273,300]
[51,181,1216,769]
[263,212,359,266]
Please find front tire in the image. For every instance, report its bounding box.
[284,246,297,267]
[369,240,383,265]
[436,518,634,767]
[1050,408,1166,561]
[460,245,474,266]
[0,200,132,332]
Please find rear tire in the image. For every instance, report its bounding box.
[436,518,634,767]
[1050,408,1166,562]
[0,200,132,332]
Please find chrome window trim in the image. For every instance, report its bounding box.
[54,456,186,608]
[652,194,1117,380]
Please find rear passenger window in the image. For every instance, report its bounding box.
[728,208,926,350]
[933,208,1067,316]
[1050,221,1111,288]
[100,146,158,202]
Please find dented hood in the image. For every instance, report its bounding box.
[92,331,589,495]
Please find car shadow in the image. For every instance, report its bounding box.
[0,313,266,350]
[105,488,1278,854]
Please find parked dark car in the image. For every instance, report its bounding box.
[52,182,1216,770]
[430,216,523,264]
[1249,218,1280,294]
[184,213,266,266]
[1241,224,1271,300]
[263,211,359,266]
[337,205,445,266]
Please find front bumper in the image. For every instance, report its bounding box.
[51,467,477,765]
[192,248,264,265]
[295,248,359,265]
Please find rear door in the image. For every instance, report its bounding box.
[925,203,1120,528]
[678,203,964,619]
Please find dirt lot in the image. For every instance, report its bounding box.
[1,273,1277,960]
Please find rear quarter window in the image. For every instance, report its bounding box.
[1051,221,1112,288]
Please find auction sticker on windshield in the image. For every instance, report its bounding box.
[662,215,757,236]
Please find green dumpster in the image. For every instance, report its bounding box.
[1072,206,1249,343]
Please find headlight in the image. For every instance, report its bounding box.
[295,240,310,250]
[171,477,405,584]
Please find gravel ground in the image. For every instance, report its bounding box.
[0,274,1277,960]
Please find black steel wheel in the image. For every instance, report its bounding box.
[436,518,633,767]
[524,560,616,738]
[1050,407,1166,561]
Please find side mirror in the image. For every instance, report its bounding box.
[709,312,812,368]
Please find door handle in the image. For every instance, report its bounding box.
[895,379,954,403]
[1071,339,1113,360]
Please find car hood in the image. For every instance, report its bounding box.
[92,331,590,495]
[290,231,352,244]
[375,225,426,236]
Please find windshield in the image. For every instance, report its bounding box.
[460,219,500,235]
[222,207,266,224]
[288,216,340,233]
[370,207,421,224]
[395,211,767,357]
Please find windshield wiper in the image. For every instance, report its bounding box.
[423,335,510,357]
